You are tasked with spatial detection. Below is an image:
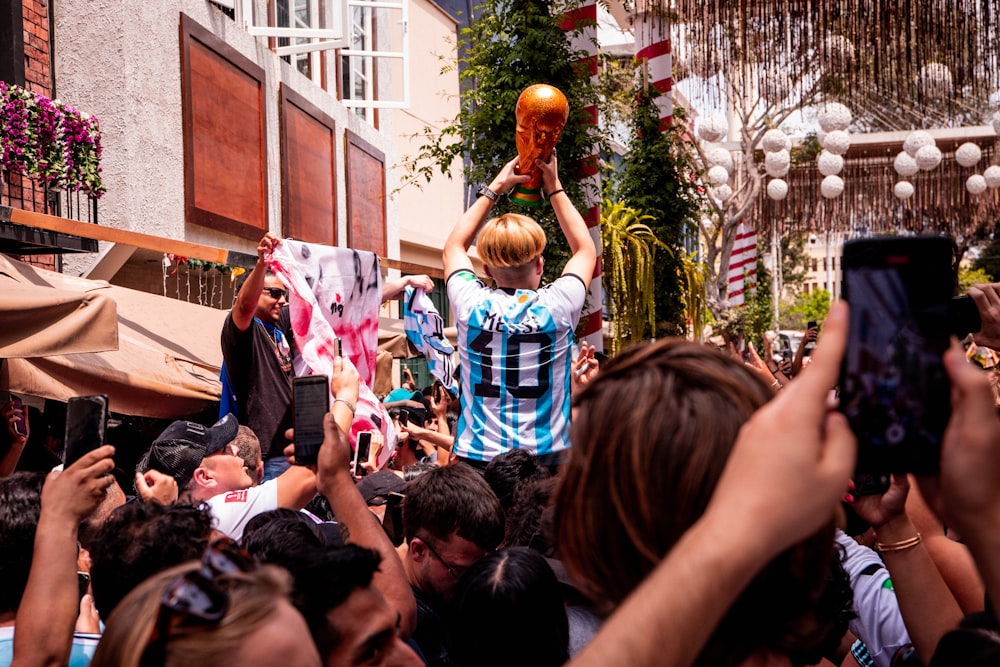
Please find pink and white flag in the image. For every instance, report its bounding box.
[268,240,398,466]
[727,222,758,307]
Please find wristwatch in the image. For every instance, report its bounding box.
[476,184,500,202]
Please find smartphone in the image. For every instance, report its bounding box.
[807,320,817,330]
[64,394,109,467]
[334,337,343,358]
[292,375,329,465]
[8,394,26,437]
[853,473,891,497]
[949,295,982,338]
[781,349,793,362]
[381,491,406,547]
[838,236,956,475]
[398,408,409,427]
[353,431,373,477]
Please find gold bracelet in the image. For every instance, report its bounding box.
[876,533,921,553]
[333,398,356,414]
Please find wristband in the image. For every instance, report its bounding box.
[546,188,565,199]
[876,533,921,553]
[476,184,500,202]
[333,398,356,414]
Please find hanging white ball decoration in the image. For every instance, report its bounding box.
[698,114,728,143]
[817,150,844,176]
[893,151,920,177]
[822,130,851,156]
[915,144,943,171]
[967,174,988,195]
[707,165,730,185]
[766,179,789,200]
[993,111,1000,136]
[703,144,734,172]
[713,184,733,202]
[903,130,935,157]
[816,102,852,132]
[762,129,791,153]
[815,127,827,147]
[893,181,915,199]
[917,63,953,100]
[984,165,1000,188]
[955,142,983,168]
[821,175,845,198]
[765,149,791,177]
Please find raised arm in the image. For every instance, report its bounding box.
[232,233,282,331]
[536,155,596,288]
[382,275,434,302]
[442,157,530,278]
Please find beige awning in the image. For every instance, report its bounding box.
[0,254,119,358]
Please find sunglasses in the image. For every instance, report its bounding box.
[262,287,288,299]
[140,538,256,667]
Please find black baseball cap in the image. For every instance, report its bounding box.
[136,413,239,490]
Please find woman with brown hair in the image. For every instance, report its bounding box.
[555,339,853,667]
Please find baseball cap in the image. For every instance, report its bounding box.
[355,470,408,505]
[136,413,239,490]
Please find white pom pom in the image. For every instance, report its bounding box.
[707,165,730,185]
[765,150,791,178]
[817,150,844,176]
[815,127,827,147]
[967,174,988,195]
[955,142,983,168]
[767,179,789,200]
[984,165,1000,188]
[703,144,734,172]
[822,130,851,155]
[917,63,953,100]
[893,181,915,199]
[915,145,943,171]
[993,111,1000,136]
[698,114,728,143]
[713,184,733,202]
[762,129,791,153]
[903,130,935,157]
[816,102,852,132]
[821,175,845,198]
[893,151,919,177]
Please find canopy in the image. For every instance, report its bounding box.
[2,254,227,419]
[0,253,119,358]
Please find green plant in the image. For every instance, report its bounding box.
[960,265,993,292]
[601,200,666,353]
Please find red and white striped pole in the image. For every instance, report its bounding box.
[634,2,673,129]
[562,1,603,351]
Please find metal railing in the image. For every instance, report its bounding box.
[0,170,99,224]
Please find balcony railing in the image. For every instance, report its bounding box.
[1,170,99,224]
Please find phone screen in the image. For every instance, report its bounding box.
[838,236,955,475]
[353,431,373,477]
[64,394,109,467]
[293,375,329,465]
[381,491,406,547]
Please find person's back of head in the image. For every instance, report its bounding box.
[89,500,213,622]
[402,462,504,550]
[447,547,569,667]
[484,448,551,515]
[555,338,848,666]
[241,508,325,566]
[0,472,46,615]
[233,425,263,486]
[476,213,546,286]
[503,476,557,551]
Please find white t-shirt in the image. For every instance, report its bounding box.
[204,480,279,542]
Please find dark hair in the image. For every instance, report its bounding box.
[89,501,213,622]
[402,462,504,551]
[241,508,325,565]
[447,547,569,667]
[0,472,46,612]
[555,339,846,667]
[286,544,382,657]
[503,476,557,551]
[483,448,551,514]
[402,460,438,482]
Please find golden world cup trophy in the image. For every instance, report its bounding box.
[510,84,569,206]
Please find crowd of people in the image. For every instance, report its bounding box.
[5,152,1000,667]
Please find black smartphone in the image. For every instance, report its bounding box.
[381,491,406,547]
[353,430,373,478]
[949,295,982,338]
[292,374,329,465]
[807,320,817,330]
[64,394,109,467]
[853,473,891,497]
[334,337,343,358]
[781,349,793,362]
[398,408,409,427]
[838,236,956,475]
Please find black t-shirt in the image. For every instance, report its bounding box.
[220,308,294,460]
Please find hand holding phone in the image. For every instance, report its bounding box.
[64,395,109,468]
[293,375,330,466]
[5,394,27,438]
[352,431,373,477]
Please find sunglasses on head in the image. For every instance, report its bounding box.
[262,287,288,299]
[140,538,256,667]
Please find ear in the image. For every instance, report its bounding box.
[536,256,544,275]
[409,537,430,563]
[192,465,215,489]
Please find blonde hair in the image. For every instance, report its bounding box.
[477,213,546,269]
[90,561,293,667]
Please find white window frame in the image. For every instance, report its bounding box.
[339,0,410,110]
[237,0,348,53]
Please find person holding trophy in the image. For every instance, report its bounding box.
[442,84,596,470]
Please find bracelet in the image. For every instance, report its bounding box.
[546,188,565,199]
[333,398,356,414]
[876,533,922,553]
[770,380,781,388]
